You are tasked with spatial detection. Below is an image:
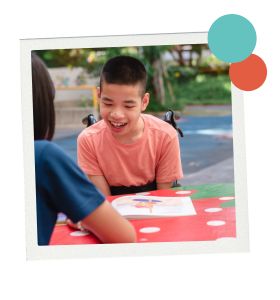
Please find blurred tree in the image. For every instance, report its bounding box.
[168,44,208,67]
[171,45,186,66]
[141,45,175,105]
[35,49,87,68]
[35,44,226,109]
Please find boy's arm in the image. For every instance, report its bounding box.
[156,134,183,188]
[88,175,111,196]
[77,133,111,196]
[157,182,173,190]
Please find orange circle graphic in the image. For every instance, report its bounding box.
[229,54,267,91]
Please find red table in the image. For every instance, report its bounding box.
[49,185,236,245]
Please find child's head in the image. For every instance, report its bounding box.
[98,56,150,140]
[100,55,147,96]
[31,52,55,140]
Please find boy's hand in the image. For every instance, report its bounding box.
[157,182,173,190]
[66,218,88,232]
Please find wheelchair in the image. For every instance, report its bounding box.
[82,110,184,137]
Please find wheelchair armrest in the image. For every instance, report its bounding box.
[82,114,97,127]
[163,109,184,137]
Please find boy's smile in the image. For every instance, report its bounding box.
[98,83,149,143]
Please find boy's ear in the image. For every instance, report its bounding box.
[141,93,150,112]
[97,87,101,98]
[97,87,101,105]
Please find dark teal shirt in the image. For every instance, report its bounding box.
[35,140,105,245]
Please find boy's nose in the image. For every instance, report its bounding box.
[110,110,125,119]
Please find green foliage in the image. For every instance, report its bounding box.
[79,95,91,108]
[145,74,231,112]
[199,53,229,74]
[174,74,231,105]
[167,65,198,83]
[35,49,89,68]
[146,97,167,112]
[35,46,231,112]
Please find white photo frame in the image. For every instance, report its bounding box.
[21,32,249,260]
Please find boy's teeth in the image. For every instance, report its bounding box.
[111,122,125,127]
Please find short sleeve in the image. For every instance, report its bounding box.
[77,132,104,176]
[156,135,183,183]
[41,143,105,223]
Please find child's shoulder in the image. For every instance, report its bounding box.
[143,114,178,139]
[35,140,62,158]
[78,120,107,140]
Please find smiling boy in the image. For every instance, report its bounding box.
[77,56,183,196]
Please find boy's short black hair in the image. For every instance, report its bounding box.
[100,55,147,95]
[31,52,55,140]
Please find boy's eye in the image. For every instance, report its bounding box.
[125,106,135,109]
[103,103,112,106]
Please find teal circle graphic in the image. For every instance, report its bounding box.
[208,14,257,63]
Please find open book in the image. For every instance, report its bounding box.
[111,195,196,219]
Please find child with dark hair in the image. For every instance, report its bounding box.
[32,53,136,245]
[77,55,183,196]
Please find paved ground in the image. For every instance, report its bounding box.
[182,104,232,116]
[53,126,84,140]
[180,157,234,186]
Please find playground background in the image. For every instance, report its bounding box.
[34,44,234,185]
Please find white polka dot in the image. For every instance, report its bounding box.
[207,220,226,226]
[139,227,161,233]
[175,190,192,195]
[204,207,223,213]
[216,237,236,241]
[139,238,148,242]
[70,231,90,237]
[136,192,151,195]
[219,196,235,201]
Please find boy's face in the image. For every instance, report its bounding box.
[98,82,149,140]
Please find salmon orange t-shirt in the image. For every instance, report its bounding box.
[77,114,183,187]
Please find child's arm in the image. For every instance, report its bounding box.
[81,200,136,243]
[157,182,173,190]
[156,134,183,188]
[88,174,111,196]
